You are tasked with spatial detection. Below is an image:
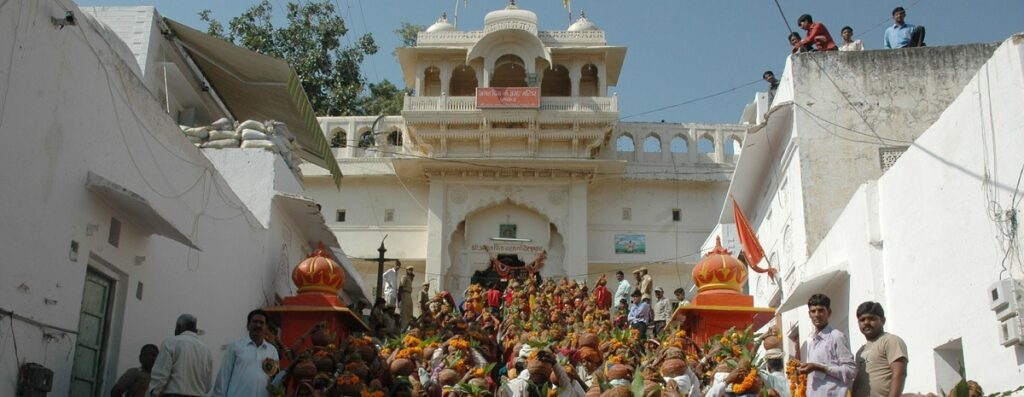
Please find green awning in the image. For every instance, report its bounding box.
[164,18,342,188]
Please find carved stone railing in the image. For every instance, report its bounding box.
[402,96,617,112]
[416,30,606,46]
[537,31,606,45]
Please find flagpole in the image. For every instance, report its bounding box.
[453,0,460,29]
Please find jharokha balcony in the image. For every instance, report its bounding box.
[402,94,618,113]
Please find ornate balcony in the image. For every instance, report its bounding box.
[402,95,618,113]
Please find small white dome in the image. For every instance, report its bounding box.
[567,12,600,32]
[484,1,538,32]
[426,13,455,32]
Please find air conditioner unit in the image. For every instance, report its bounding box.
[988,278,1024,320]
[997,316,1024,347]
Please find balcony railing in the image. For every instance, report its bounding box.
[403,96,618,112]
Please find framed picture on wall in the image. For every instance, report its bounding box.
[499,224,517,238]
[614,234,646,254]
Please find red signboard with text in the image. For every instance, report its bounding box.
[476,87,540,108]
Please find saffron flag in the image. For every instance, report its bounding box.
[732,196,776,278]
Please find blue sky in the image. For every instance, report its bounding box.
[78,0,1024,123]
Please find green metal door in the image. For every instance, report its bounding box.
[70,270,114,396]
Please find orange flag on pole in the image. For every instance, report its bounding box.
[732,195,776,278]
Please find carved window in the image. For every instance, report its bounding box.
[670,136,688,153]
[698,135,715,154]
[330,128,347,148]
[643,135,661,153]
[616,135,635,152]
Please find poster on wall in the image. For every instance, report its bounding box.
[614,234,646,254]
[498,224,517,238]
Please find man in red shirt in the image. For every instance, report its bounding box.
[795,14,837,52]
[593,275,612,311]
[485,282,502,315]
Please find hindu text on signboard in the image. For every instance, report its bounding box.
[476,87,541,108]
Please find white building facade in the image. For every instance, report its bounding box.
[0,3,364,396]
[713,37,1024,393]
[303,5,746,301]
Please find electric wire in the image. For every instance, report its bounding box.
[618,79,762,120]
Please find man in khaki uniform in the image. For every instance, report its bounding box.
[852,301,908,397]
[638,267,653,301]
[398,266,415,329]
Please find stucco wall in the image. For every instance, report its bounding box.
[0,1,329,394]
[782,35,1024,394]
[790,43,1000,254]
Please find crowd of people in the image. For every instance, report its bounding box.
[763,6,928,101]
[110,265,991,397]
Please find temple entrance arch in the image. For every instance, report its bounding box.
[444,201,563,293]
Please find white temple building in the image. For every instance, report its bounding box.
[302,4,748,301]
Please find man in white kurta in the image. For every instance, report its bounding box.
[382,261,400,308]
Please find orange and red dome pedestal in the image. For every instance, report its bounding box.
[263,243,369,367]
[671,238,775,347]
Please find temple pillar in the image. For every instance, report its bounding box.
[569,63,582,97]
[425,178,447,292]
[564,180,589,283]
[440,62,453,96]
[415,65,425,96]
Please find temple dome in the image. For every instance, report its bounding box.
[567,12,600,32]
[691,237,748,293]
[426,13,455,33]
[292,242,345,295]
[483,1,538,34]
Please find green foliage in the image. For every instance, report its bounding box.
[199,0,378,116]
[394,22,425,52]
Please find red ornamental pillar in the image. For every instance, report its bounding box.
[264,243,369,368]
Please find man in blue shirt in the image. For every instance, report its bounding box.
[212,309,279,397]
[627,290,652,339]
[884,7,925,49]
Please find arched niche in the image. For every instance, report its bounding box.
[616,134,635,152]
[541,65,570,96]
[670,135,688,153]
[491,54,528,87]
[643,135,662,153]
[450,65,478,96]
[423,66,441,96]
[580,63,599,96]
[329,128,347,148]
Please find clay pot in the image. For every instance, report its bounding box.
[357,344,376,362]
[438,369,460,386]
[579,333,600,349]
[662,347,685,361]
[467,377,487,389]
[644,380,663,397]
[763,335,782,350]
[337,381,362,397]
[578,347,602,364]
[292,359,318,380]
[600,385,633,397]
[314,354,335,372]
[661,359,687,377]
[311,329,334,347]
[423,346,436,361]
[352,362,370,380]
[606,364,633,381]
[390,358,416,377]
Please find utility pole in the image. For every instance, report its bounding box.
[371,235,401,310]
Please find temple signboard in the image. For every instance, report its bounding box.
[476,87,540,108]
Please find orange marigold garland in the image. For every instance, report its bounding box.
[731,368,758,394]
[786,359,807,397]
